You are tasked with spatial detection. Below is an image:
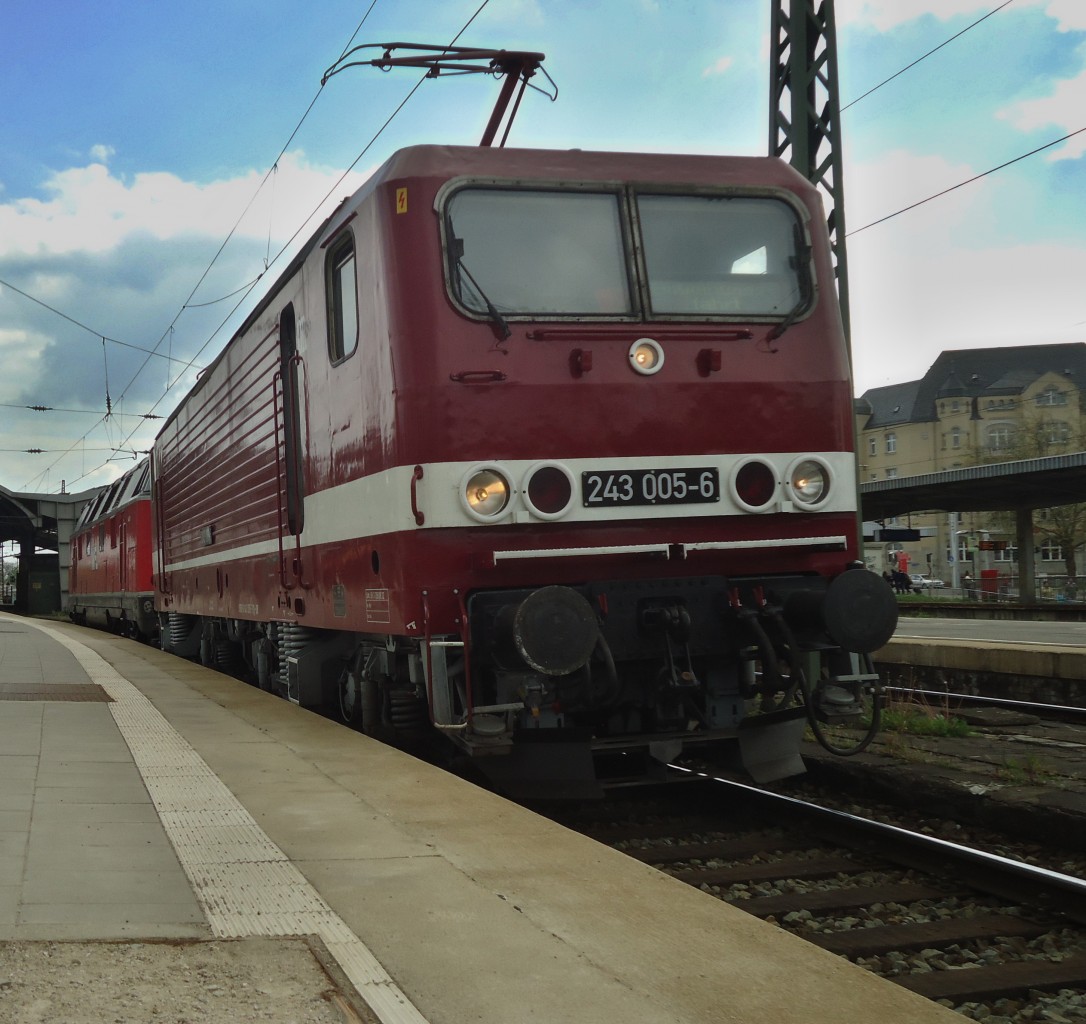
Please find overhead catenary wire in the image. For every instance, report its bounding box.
[3,447,122,454]
[176,3,381,312]
[841,0,1017,112]
[17,2,387,492]
[108,0,497,433]
[53,0,496,493]
[181,275,265,309]
[839,0,1073,237]
[20,416,117,491]
[171,0,497,378]
[102,338,112,417]
[0,275,201,368]
[103,1,386,421]
[837,0,1086,331]
[251,0,498,296]
[42,277,266,492]
[847,126,1086,236]
[0,402,160,420]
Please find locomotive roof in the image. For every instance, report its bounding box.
[73,457,150,532]
[377,144,817,193]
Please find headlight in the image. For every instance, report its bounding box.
[730,458,778,512]
[628,337,664,375]
[523,462,575,520]
[461,467,512,520]
[787,457,831,508]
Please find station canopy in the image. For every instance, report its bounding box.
[861,452,1086,521]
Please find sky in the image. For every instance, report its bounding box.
[0,0,1083,495]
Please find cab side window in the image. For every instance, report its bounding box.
[326,232,358,362]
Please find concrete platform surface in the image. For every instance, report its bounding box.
[0,612,960,1024]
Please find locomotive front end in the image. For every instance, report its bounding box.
[400,148,898,796]
[434,496,898,797]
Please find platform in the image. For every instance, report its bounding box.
[0,611,959,1023]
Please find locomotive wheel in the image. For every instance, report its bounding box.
[338,652,382,735]
[338,665,364,727]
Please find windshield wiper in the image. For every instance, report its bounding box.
[767,291,808,341]
[767,225,813,341]
[455,255,511,341]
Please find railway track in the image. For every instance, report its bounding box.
[544,777,1086,1021]
[883,688,1086,724]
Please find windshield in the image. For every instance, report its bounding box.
[446,189,633,316]
[444,186,808,320]
[637,194,805,317]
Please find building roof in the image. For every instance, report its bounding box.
[858,342,1086,427]
[857,380,922,428]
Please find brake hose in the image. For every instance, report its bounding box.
[763,608,882,757]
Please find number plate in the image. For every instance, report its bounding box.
[581,468,720,508]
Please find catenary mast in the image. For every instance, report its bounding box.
[769,0,850,350]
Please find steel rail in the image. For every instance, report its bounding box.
[668,764,1086,924]
[884,686,1086,719]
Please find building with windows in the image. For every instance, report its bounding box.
[855,343,1086,585]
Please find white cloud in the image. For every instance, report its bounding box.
[846,148,986,232]
[701,55,734,78]
[0,152,372,489]
[837,0,998,31]
[837,0,1086,160]
[0,326,46,404]
[837,0,1085,32]
[0,152,368,259]
[89,144,115,163]
[998,69,1086,160]
[1038,0,1086,32]
[482,0,544,27]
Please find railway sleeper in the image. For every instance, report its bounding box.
[730,881,960,918]
[892,952,1086,1003]
[810,913,1050,958]
[666,853,859,886]
[624,833,814,865]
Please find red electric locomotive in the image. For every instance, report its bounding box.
[151,143,896,796]
[68,458,156,638]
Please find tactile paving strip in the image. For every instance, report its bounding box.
[25,623,428,1024]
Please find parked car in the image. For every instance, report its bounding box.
[909,573,945,589]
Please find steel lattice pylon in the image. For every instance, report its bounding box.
[769,0,851,350]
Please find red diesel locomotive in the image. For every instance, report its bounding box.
[143,143,897,796]
[68,459,156,638]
